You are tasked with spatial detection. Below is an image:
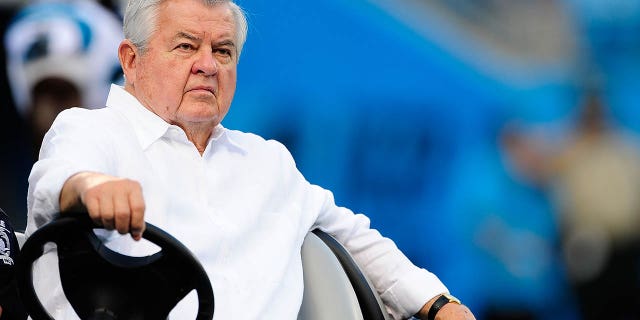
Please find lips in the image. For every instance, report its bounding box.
[189,86,215,95]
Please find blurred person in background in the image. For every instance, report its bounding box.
[0,0,28,232]
[4,0,124,160]
[502,88,640,320]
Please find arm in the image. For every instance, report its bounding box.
[269,140,476,320]
[27,107,143,238]
[308,189,476,319]
[60,171,146,240]
[309,189,474,319]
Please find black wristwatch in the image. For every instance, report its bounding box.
[427,294,461,320]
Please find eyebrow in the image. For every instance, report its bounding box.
[175,31,200,42]
[174,32,236,48]
[214,39,236,49]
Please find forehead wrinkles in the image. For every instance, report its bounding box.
[158,2,237,43]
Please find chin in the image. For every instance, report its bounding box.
[180,113,219,126]
[179,106,216,119]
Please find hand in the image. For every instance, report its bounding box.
[60,172,146,240]
[435,303,475,320]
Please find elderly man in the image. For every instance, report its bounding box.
[26,0,475,319]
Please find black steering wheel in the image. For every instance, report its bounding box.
[17,212,214,320]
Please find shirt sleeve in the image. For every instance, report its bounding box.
[267,141,449,319]
[309,190,448,319]
[26,108,113,236]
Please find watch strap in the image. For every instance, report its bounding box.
[427,294,460,320]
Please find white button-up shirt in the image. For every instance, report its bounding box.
[26,85,448,319]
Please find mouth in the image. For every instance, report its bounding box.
[189,86,215,95]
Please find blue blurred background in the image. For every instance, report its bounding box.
[2,1,640,319]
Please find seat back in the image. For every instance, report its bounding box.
[299,230,391,320]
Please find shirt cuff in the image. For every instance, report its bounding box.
[380,266,449,320]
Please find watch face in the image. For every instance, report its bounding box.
[443,294,461,304]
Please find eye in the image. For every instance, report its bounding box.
[176,43,195,51]
[214,48,234,63]
[214,48,232,56]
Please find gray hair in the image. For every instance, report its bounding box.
[123,0,248,58]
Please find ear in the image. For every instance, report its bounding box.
[118,39,138,87]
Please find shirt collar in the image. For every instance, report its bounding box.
[106,84,169,150]
[105,84,242,152]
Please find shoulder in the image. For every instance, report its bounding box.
[54,106,118,122]
[45,107,127,147]
[51,106,122,131]
[223,128,296,165]
[224,128,290,152]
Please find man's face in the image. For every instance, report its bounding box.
[127,0,238,129]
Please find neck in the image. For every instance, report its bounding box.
[180,123,215,155]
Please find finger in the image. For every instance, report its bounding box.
[128,184,146,241]
[84,194,102,226]
[113,192,131,235]
[99,193,115,230]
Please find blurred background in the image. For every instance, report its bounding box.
[2,0,640,319]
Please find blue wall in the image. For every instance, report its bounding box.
[225,1,589,318]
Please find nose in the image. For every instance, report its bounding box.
[191,49,218,76]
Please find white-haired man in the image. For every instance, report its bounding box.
[26,0,476,319]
